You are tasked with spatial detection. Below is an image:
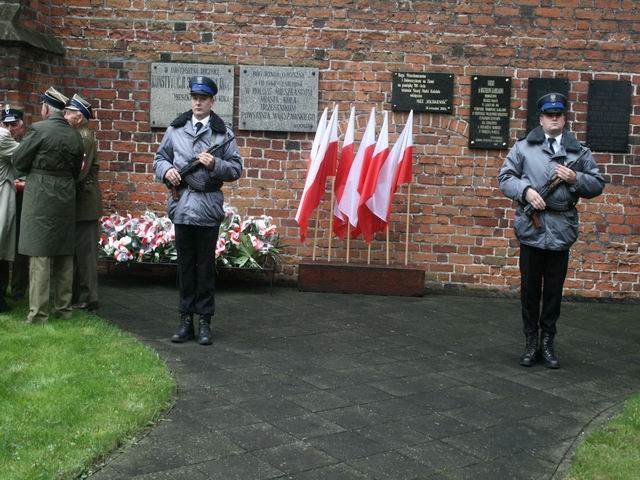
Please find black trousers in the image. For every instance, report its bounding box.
[519,243,570,336]
[174,224,219,317]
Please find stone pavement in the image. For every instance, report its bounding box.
[88,278,640,480]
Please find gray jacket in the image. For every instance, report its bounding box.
[153,111,242,226]
[499,126,605,251]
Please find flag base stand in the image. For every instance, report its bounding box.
[298,261,425,297]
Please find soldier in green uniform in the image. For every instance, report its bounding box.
[12,87,84,323]
[65,94,101,311]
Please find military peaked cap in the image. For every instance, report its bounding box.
[189,76,218,97]
[537,92,567,114]
[66,93,93,120]
[2,105,23,123]
[41,87,69,110]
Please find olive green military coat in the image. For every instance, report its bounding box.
[75,125,102,221]
[13,112,84,257]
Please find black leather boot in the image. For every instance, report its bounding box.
[197,316,212,345]
[519,333,539,367]
[171,313,194,343]
[541,332,559,369]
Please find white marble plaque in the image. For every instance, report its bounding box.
[150,63,234,128]
[239,65,319,132]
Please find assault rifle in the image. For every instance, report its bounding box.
[165,134,235,201]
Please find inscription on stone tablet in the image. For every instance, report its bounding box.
[150,63,234,128]
[587,80,631,153]
[469,76,511,150]
[526,78,569,133]
[392,72,454,113]
[239,66,319,132]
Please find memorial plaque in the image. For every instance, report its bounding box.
[150,63,234,128]
[587,80,631,153]
[392,72,454,113]
[239,65,319,132]
[468,75,511,150]
[526,78,569,133]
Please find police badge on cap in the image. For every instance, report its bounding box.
[2,105,23,123]
[188,76,218,97]
[537,92,567,114]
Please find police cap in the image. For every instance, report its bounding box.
[41,86,69,110]
[537,92,567,114]
[188,76,218,97]
[2,105,23,123]
[66,93,93,120]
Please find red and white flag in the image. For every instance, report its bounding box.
[323,105,339,178]
[358,111,389,242]
[332,106,355,238]
[335,107,377,238]
[295,107,331,242]
[366,110,414,222]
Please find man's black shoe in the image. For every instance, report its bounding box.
[171,314,194,343]
[197,316,212,345]
[541,333,559,369]
[519,333,539,367]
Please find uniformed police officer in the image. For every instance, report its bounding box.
[13,87,84,323]
[153,76,242,345]
[499,92,605,369]
[65,94,101,311]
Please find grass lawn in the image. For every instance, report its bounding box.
[0,304,175,480]
[566,393,640,480]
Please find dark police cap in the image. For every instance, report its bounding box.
[188,76,218,97]
[41,86,69,110]
[2,105,23,123]
[537,92,567,114]
[66,93,93,120]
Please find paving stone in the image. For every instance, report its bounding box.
[399,439,481,471]
[356,420,433,449]
[196,452,284,479]
[252,441,340,474]
[307,430,388,461]
[224,422,297,451]
[287,389,354,412]
[286,463,370,479]
[271,413,347,439]
[347,451,435,479]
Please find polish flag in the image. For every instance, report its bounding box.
[295,107,333,242]
[332,107,355,238]
[366,110,414,222]
[335,107,377,238]
[323,105,339,178]
[358,111,389,242]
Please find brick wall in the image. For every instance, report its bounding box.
[6,0,640,300]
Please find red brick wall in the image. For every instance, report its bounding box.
[7,0,640,299]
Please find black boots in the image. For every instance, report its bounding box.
[541,333,559,369]
[197,316,212,345]
[519,333,539,367]
[171,313,194,343]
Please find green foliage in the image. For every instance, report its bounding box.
[0,306,174,480]
[567,393,640,480]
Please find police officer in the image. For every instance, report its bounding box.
[65,94,101,311]
[0,107,23,311]
[12,87,84,323]
[499,92,605,369]
[153,76,242,345]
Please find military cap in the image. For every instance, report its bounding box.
[188,76,218,97]
[1,105,23,123]
[66,93,93,120]
[537,92,567,114]
[41,86,69,110]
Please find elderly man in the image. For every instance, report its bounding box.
[153,76,242,345]
[65,94,101,311]
[12,87,84,323]
[499,92,605,369]
[0,106,23,311]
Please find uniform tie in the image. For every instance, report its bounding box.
[195,121,203,133]
[548,137,556,154]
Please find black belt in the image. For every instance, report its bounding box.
[31,168,73,178]
[185,184,219,193]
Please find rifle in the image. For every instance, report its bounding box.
[165,134,235,201]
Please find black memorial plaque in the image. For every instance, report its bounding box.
[526,78,569,133]
[392,72,454,113]
[587,80,631,153]
[469,75,511,150]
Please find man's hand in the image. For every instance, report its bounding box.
[555,164,576,184]
[164,167,181,186]
[525,187,546,211]
[197,152,216,170]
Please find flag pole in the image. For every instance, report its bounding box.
[327,177,335,262]
[367,243,371,265]
[405,184,411,266]
[346,224,351,263]
[386,224,390,265]
[312,209,320,261]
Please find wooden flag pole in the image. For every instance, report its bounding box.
[367,243,371,265]
[405,184,412,266]
[327,177,335,262]
[346,224,351,263]
[386,224,390,265]
[312,208,320,261]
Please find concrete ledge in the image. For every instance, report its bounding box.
[0,3,64,55]
[298,261,425,296]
